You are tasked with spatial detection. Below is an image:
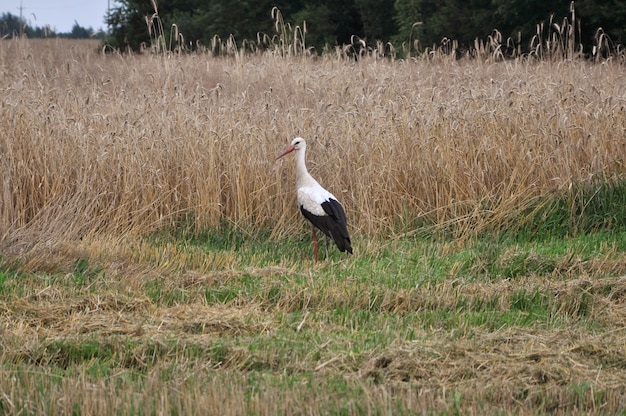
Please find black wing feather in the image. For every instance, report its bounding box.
[300,198,352,254]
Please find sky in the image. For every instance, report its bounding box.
[3,1,111,33]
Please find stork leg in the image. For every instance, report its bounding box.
[312,227,319,262]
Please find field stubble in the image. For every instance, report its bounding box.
[0,39,626,414]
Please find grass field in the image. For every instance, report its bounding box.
[1,38,625,414]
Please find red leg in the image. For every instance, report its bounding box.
[312,227,319,262]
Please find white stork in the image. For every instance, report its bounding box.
[277,137,353,262]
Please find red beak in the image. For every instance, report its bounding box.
[276,145,295,160]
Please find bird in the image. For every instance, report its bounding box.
[276,137,353,262]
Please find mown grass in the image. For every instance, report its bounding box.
[1,38,626,414]
[2,215,625,414]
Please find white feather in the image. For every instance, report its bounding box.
[280,136,339,217]
[298,185,336,216]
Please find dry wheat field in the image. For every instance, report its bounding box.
[1,38,626,414]
[1,40,626,252]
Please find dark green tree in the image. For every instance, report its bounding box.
[105,0,156,51]
[105,0,293,51]
[67,21,92,39]
[392,0,608,56]
[282,0,366,51]
[103,0,369,53]
[0,12,26,37]
[101,0,625,56]
[330,0,364,45]
[193,0,278,43]
[394,0,510,50]
[492,0,571,43]
[393,0,438,51]
[292,4,340,51]
[491,0,625,56]
[576,0,626,51]
[428,0,493,47]
[356,0,397,42]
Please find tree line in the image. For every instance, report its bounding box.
[3,1,624,57]
[104,0,624,56]
[0,12,105,39]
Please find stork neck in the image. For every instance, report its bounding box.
[295,148,312,185]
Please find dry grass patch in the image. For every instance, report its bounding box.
[362,327,626,413]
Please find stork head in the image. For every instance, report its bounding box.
[276,137,306,160]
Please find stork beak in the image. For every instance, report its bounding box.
[276,145,295,160]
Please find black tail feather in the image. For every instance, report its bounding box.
[301,201,353,255]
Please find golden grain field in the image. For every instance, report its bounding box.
[1,38,625,265]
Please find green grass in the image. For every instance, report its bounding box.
[515,176,626,239]
[2,183,626,414]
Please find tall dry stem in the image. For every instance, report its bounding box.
[1,39,625,259]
